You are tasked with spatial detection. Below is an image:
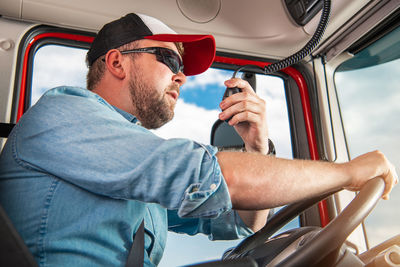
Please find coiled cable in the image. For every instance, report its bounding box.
[232,0,331,77]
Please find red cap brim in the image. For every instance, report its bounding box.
[144,34,215,76]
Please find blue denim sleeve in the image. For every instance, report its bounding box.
[13,87,232,218]
[168,209,253,240]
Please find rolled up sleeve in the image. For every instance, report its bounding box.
[168,208,253,241]
[177,143,232,218]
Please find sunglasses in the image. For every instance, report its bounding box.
[119,47,184,74]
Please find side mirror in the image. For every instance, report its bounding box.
[210,120,244,148]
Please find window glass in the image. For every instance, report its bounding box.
[334,26,400,248]
[31,44,296,266]
[153,69,293,159]
[31,45,88,105]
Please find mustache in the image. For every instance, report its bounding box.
[166,83,180,96]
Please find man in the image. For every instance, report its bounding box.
[0,13,397,267]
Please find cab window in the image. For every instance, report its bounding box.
[334,26,400,248]
[30,43,296,265]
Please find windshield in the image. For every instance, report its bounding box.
[334,25,400,249]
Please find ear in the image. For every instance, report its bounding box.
[104,49,126,80]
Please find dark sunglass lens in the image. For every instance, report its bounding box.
[165,57,180,74]
[159,48,183,74]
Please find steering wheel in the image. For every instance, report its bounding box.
[223,177,385,267]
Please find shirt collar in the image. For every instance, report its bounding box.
[112,106,141,125]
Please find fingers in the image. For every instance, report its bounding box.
[220,78,269,154]
[382,162,398,200]
[348,150,398,200]
[224,78,254,94]
[219,78,265,126]
[376,151,398,200]
[219,95,265,125]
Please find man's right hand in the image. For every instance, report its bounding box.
[345,150,398,200]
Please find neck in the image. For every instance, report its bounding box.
[92,81,135,115]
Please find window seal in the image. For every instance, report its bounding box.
[13,26,95,122]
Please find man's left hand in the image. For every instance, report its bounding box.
[219,78,269,154]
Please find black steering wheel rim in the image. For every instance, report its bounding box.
[224,177,385,267]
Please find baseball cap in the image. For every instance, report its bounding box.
[87,13,216,76]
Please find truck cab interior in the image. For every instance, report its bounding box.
[0,0,399,266]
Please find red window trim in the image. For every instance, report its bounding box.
[17,32,94,120]
[215,56,329,227]
[17,33,329,227]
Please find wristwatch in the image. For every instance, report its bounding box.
[239,138,276,155]
[267,138,276,156]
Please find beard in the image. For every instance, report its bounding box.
[128,70,178,129]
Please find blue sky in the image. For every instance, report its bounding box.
[31,44,399,266]
[179,76,226,110]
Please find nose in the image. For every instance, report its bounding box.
[172,71,186,86]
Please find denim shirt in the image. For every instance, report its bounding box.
[0,86,252,267]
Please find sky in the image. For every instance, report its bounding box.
[31,44,399,265]
[335,59,400,247]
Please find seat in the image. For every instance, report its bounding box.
[0,122,38,267]
[0,122,15,138]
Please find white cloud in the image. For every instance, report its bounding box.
[257,75,287,99]
[152,99,220,144]
[182,68,231,90]
[31,45,88,104]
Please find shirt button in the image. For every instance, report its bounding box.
[210,183,217,190]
